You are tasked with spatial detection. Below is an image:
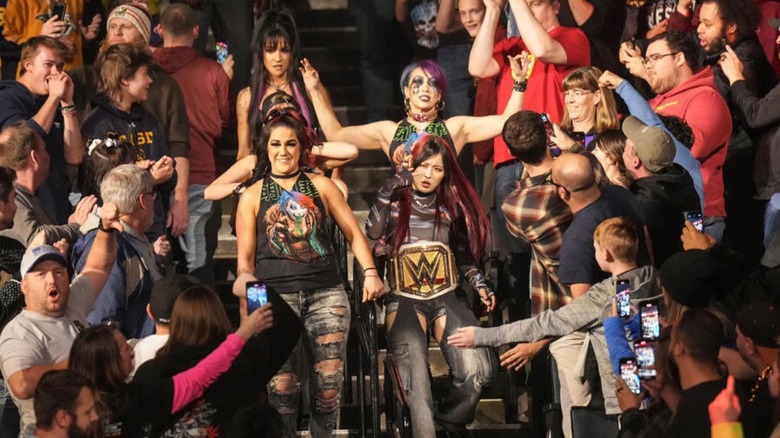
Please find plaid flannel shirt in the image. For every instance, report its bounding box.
[501,170,573,315]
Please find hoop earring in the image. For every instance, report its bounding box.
[436,100,445,112]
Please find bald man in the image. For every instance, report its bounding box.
[547,153,648,434]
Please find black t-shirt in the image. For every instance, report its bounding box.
[558,184,647,286]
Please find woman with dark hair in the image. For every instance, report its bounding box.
[592,130,631,188]
[235,111,383,437]
[302,55,528,169]
[68,285,298,437]
[552,66,620,151]
[205,95,357,202]
[365,135,497,436]
[237,8,313,161]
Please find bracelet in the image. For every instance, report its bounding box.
[364,274,380,279]
[60,104,76,112]
[363,267,378,273]
[98,222,117,233]
[513,80,528,92]
[232,183,246,197]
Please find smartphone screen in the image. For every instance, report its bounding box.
[246,281,268,314]
[616,279,631,319]
[52,2,67,21]
[540,113,561,157]
[685,210,703,232]
[634,340,657,379]
[640,300,660,340]
[216,41,229,64]
[620,358,642,394]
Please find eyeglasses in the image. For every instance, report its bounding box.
[561,89,594,98]
[642,52,680,66]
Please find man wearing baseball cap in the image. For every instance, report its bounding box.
[622,116,701,266]
[0,203,120,433]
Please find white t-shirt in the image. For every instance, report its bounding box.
[129,333,168,378]
[0,275,95,435]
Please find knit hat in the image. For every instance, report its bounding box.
[149,274,198,324]
[660,249,720,308]
[622,116,675,173]
[108,2,152,43]
[737,301,780,348]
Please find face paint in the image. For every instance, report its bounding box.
[409,75,440,94]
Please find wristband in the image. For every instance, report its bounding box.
[98,222,117,233]
[513,80,528,92]
[233,183,246,197]
[363,267,378,273]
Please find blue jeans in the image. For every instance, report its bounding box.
[764,193,780,248]
[177,185,213,273]
[385,292,498,436]
[268,285,351,438]
[491,161,531,256]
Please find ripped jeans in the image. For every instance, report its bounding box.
[385,291,498,436]
[268,285,351,438]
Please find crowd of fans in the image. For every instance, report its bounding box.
[0,0,779,437]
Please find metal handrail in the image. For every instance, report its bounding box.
[351,259,380,438]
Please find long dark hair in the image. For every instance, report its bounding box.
[250,111,321,184]
[391,135,491,263]
[69,324,129,421]
[248,9,315,144]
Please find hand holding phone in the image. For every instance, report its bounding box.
[540,113,561,157]
[52,2,67,21]
[634,340,657,379]
[246,281,268,314]
[684,210,704,232]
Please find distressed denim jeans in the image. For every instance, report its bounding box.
[268,285,351,438]
[385,292,498,436]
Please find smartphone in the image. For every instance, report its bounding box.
[640,300,660,341]
[540,113,561,158]
[685,210,703,232]
[246,281,268,314]
[215,41,229,64]
[634,340,657,379]
[616,279,631,319]
[52,2,67,21]
[619,358,642,394]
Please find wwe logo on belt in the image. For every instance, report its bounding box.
[392,242,457,300]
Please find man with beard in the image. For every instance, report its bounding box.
[29,370,99,438]
[695,0,778,259]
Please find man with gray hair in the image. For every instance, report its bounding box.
[71,164,161,339]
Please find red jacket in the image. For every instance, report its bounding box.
[154,46,230,184]
[649,67,731,217]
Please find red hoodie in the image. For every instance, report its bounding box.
[649,66,731,217]
[154,46,230,185]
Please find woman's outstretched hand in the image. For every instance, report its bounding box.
[508,51,531,82]
[300,58,321,91]
[235,303,274,341]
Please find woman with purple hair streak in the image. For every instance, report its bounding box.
[365,135,497,436]
[301,55,530,169]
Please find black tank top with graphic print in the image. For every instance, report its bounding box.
[387,118,455,169]
[254,173,341,293]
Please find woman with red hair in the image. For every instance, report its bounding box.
[365,134,497,437]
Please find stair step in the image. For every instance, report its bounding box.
[301,47,360,73]
[295,8,355,29]
[300,27,359,50]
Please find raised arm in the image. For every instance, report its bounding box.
[79,202,121,296]
[468,0,502,78]
[509,0,568,64]
[301,58,396,154]
[314,141,359,170]
[237,87,252,161]
[447,52,528,147]
[365,171,412,240]
[204,155,257,201]
[435,0,464,34]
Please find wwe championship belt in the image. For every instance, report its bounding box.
[390,241,458,300]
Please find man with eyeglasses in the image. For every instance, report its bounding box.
[0,205,119,435]
[71,165,161,340]
[624,30,732,242]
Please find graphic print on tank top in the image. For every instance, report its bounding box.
[262,176,328,263]
[390,119,453,169]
